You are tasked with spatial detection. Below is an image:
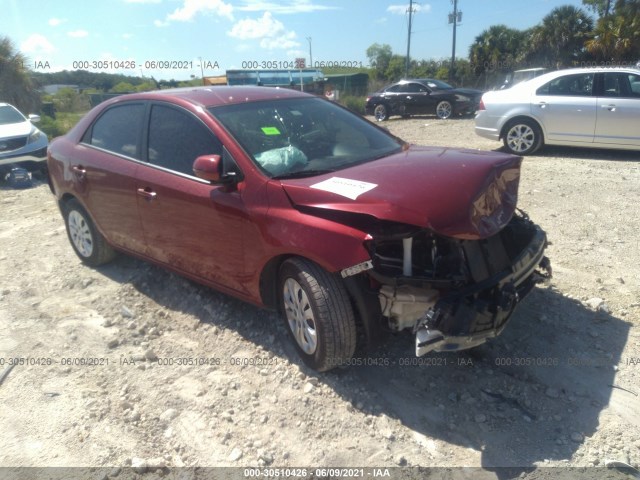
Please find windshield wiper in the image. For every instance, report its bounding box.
[273,169,336,180]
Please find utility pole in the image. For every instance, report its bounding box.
[405,0,414,78]
[306,37,313,68]
[449,0,462,83]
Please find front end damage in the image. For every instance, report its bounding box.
[363,211,551,356]
[281,146,551,357]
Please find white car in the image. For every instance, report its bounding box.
[475,67,640,155]
[0,103,48,174]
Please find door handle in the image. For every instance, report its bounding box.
[537,102,547,109]
[71,165,86,179]
[602,104,616,111]
[137,187,157,201]
[406,96,412,100]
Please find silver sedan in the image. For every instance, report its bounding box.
[475,67,640,155]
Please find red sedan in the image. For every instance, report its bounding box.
[47,86,550,371]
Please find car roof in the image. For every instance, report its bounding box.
[109,86,312,108]
[510,66,640,90]
[399,78,443,84]
[513,68,548,73]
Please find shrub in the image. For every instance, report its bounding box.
[339,96,366,115]
[38,115,65,139]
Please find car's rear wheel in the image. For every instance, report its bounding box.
[279,258,356,372]
[503,119,543,155]
[436,100,453,119]
[374,104,389,121]
[63,199,116,266]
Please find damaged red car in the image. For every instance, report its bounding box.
[47,86,551,371]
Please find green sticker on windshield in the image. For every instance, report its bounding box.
[261,126,281,135]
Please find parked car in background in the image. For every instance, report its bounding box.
[48,86,550,371]
[0,103,48,175]
[365,79,483,121]
[476,67,640,155]
[499,68,549,90]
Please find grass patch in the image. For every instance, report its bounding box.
[339,96,366,115]
[39,112,86,139]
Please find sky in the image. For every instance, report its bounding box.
[3,0,592,82]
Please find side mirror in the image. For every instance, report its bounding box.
[28,114,41,123]
[193,155,236,184]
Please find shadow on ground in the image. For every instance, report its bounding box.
[95,256,634,478]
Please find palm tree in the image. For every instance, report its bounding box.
[527,5,594,68]
[585,1,640,61]
[0,36,40,113]
[469,25,526,74]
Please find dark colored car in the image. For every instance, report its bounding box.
[365,79,483,121]
[48,86,550,371]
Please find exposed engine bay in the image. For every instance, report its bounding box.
[365,211,551,356]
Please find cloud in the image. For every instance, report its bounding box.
[122,33,134,39]
[237,0,340,14]
[20,34,55,54]
[67,30,89,38]
[165,0,234,22]
[260,31,298,50]
[48,18,66,27]
[123,0,161,3]
[228,11,299,50]
[387,3,431,15]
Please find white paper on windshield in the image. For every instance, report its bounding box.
[310,177,377,200]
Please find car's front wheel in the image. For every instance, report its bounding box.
[279,258,356,372]
[374,104,389,121]
[63,199,116,266]
[503,119,543,155]
[436,100,453,119]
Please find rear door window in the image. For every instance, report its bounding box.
[536,73,594,97]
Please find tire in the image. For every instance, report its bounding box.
[279,258,356,372]
[503,119,543,155]
[374,104,388,121]
[63,199,116,266]
[435,100,453,119]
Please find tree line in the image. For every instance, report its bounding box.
[2,0,639,114]
[367,0,639,88]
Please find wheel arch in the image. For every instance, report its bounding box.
[499,115,545,142]
[259,253,383,348]
[58,193,114,249]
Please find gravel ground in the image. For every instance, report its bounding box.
[0,116,639,480]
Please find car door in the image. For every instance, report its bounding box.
[402,82,432,115]
[382,84,406,115]
[594,71,640,147]
[76,102,147,253]
[533,72,597,144]
[135,102,250,294]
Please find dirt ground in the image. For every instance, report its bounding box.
[1,116,639,480]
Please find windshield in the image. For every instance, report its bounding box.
[209,97,403,178]
[0,105,27,126]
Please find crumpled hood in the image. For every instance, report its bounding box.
[278,146,522,240]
